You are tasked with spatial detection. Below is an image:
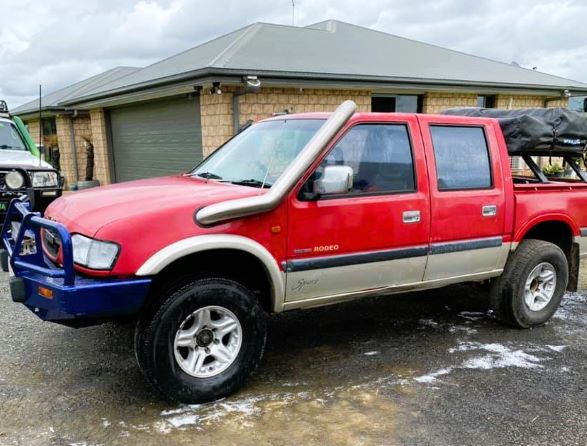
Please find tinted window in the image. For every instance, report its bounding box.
[430,126,492,190]
[321,124,415,194]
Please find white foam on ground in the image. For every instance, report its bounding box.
[554,292,587,323]
[546,345,567,353]
[160,394,287,431]
[364,351,380,356]
[418,319,440,328]
[414,368,453,383]
[457,311,487,321]
[415,342,551,384]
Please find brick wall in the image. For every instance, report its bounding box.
[200,87,234,157]
[89,109,111,185]
[72,116,92,181]
[200,87,372,156]
[25,119,41,144]
[422,92,569,114]
[55,116,75,187]
[53,115,93,188]
[422,93,478,114]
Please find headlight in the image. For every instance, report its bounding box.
[31,171,59,188]
[5,171,24,190]
[72,234,120,270]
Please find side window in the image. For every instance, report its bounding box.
[320,124,415,195]
[430,126,492,190]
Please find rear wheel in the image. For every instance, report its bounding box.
[135,276,267,403]
[490,239,568,328]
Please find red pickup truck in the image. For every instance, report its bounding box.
[4,100,587,403]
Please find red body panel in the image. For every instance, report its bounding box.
[43,112,587,279]
[417,115,511,244]
[287,114,430,259]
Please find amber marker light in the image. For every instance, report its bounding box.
[271,226,281,234]
[38,287,54,299]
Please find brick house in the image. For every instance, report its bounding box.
[13,20,587,188]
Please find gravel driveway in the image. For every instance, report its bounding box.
[1,268,586,446]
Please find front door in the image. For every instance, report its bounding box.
[285,118,430,303]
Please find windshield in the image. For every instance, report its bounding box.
[191,119,324,188]
[0,121,27,151]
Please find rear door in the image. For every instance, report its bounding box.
[285,116,430,302]
[417,116,508,281]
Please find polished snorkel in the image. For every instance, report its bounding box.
[196,100,357,226]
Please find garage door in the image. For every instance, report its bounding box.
[109,96,203,182]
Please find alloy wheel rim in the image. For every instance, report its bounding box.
[174,305,242,378]
[524,262,557,312]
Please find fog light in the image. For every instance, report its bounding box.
[38,286,54,299]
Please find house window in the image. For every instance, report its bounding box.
[42,118,57,136]
[477,95,496,108]
[372,96,396,112]
[371,95,422,113]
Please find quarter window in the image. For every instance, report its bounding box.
[430,126,492,190]
[320,124,415,195]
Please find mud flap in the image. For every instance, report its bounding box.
[0,249,7,273]
[567,243,580,292]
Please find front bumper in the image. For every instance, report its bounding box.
[1,197,151,326]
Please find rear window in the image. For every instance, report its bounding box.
[430,126,492,190]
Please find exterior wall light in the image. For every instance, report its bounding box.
[210,82,222,95]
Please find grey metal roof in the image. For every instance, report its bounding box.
[63,20,587,105]
[13,66,140,115]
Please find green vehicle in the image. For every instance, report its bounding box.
[0,100,62,221]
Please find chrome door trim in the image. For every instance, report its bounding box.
[402,210,421,224]
[482,205,497,217]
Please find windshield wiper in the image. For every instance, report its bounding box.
[229,179,272,188]
[193,171,223,180]
[0,145,19,150]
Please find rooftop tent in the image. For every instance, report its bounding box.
[441,108,587,155]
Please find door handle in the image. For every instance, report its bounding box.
[482,205,497,217]
[403,210,421,224]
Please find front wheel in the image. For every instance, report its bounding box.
[490,239,568,328]
[135,276,267,403]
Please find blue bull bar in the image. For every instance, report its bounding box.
[1,197,151,325]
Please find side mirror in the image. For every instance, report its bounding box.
[583,98,587,113]
[314,165,353,196]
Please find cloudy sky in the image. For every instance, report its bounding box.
[1,0,586,108]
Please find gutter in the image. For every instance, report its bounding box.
[195,100,357,225]
[59,66,587,108]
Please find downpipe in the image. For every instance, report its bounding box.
[196,100,357,225]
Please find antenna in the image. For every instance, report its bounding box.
[291,0,295,26]
[38,84,42,165]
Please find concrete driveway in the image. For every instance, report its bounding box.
[0,269,586,446]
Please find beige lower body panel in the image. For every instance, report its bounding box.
[424,243,511,281]
[283,269,503,311]
[285,256,427,302]
[282,240,511,311]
